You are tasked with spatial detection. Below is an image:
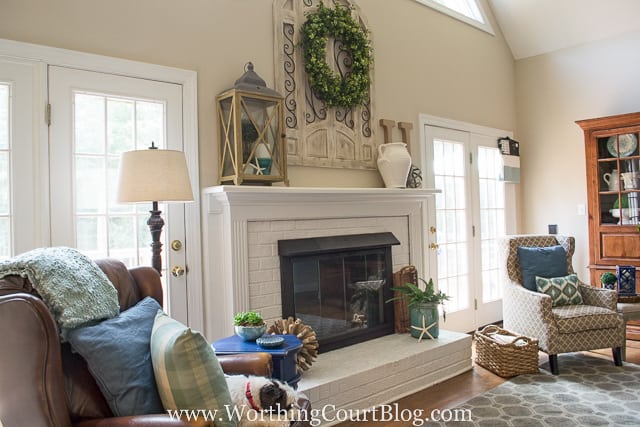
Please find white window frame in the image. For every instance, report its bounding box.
[413,0,495,35]
[0,38,203,332]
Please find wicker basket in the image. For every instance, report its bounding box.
[474,325,539,378]
[392,266,417,333]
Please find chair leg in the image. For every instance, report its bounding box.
[613,347,623,366]
[549,354,559,375]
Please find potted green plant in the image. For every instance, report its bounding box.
[388,278,450,340]
[233,311,266,341]
[600,272,617,290]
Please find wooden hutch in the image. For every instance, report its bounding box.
[576,111,640,293]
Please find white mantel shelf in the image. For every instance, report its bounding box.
[204,185,439,204]
[201,185,439,342]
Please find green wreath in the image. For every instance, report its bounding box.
[300,2,372,109]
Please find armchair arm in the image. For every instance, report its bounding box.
[502,281,556,349]
[578,282,617,310]
[218,352,273,377]
[0,293,72,427]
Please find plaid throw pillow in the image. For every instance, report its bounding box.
[536,274,584,307]
[150,311,237,427]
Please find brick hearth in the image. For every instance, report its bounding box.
[298,331,472,426]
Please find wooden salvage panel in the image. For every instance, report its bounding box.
[273,0,378,170]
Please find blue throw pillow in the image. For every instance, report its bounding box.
[66,296,164,417]
[517,245,568,292]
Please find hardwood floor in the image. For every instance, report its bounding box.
[335,339,640,427]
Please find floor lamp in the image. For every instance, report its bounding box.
[116,144,194,275]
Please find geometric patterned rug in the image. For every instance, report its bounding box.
[427,353,640,426]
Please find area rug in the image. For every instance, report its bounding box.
[429,353,640,426]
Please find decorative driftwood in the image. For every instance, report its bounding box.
[392,265,418,334]
[267,317,318,371]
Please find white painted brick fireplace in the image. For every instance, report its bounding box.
[202,186,472,424]
[202,185,438,342]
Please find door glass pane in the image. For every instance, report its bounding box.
[0,84,11,259]
[478,146,505,302]
[75,94,105,155]
[434,138,469,312]
[73,91,167,273]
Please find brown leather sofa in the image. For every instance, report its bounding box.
[0,259,310,426]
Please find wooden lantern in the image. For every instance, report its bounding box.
[216,62,288,186]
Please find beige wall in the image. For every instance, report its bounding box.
[0,0,515,188]
[515,31,640,280]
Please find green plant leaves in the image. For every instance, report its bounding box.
[233,311,264,326]
[300,2,372,108]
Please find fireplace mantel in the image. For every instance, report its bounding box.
[201,185,438,341]
[205,185,438,206]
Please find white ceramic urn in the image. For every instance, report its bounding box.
[377,142,412,188]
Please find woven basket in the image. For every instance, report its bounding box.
[474,325,539,378]
[392,266,417,333]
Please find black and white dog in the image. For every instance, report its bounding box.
[225,375,305,427]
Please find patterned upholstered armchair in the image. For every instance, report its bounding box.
[500,235,624,374]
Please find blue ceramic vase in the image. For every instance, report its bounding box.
[235,324,267,341]
[410,303,439,339]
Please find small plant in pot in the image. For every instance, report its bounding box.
[233,311,267,341]
[600,272,617,290]
[388,278,450,341]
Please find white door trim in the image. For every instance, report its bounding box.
[0,38,203,331]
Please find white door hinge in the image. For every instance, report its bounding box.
[474,298,478,310]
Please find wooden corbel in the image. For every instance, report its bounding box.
[379,119,396,144]
[397,122,413,154]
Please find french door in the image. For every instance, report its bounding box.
[422,122,510,332]
[48,66,189,323]
[0,57,43,259]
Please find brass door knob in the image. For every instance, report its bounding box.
[171,266,185,277]
[429,242,440,250]
[171,240,183,251]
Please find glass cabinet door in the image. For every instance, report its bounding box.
[597,132,640,226]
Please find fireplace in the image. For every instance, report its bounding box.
[279,232,400,352]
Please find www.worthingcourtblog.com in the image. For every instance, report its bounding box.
[167,403,473,425]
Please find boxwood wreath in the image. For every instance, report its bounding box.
[300,2,372,109]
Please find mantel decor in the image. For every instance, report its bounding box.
[216,62,288,186]
[300,2,372,109]
[273,0,378,170]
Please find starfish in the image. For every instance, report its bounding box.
[411,314,437,342]
[248,158,266,175]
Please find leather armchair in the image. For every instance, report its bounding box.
[500,235,624,374]
[0,259,310,426]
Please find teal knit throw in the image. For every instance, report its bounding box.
[0,247,119,336]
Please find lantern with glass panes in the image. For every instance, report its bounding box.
[216,62,288,185]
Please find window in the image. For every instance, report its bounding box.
[0,83,10,259]
[73,92,165,265]
[414,0,494,35]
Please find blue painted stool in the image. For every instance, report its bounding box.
[212,334,302,388]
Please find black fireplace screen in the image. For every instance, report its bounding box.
[279,233,399,352]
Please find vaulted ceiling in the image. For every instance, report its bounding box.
[488,0,640,60]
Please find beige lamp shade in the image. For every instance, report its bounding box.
[117,149,194,203]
